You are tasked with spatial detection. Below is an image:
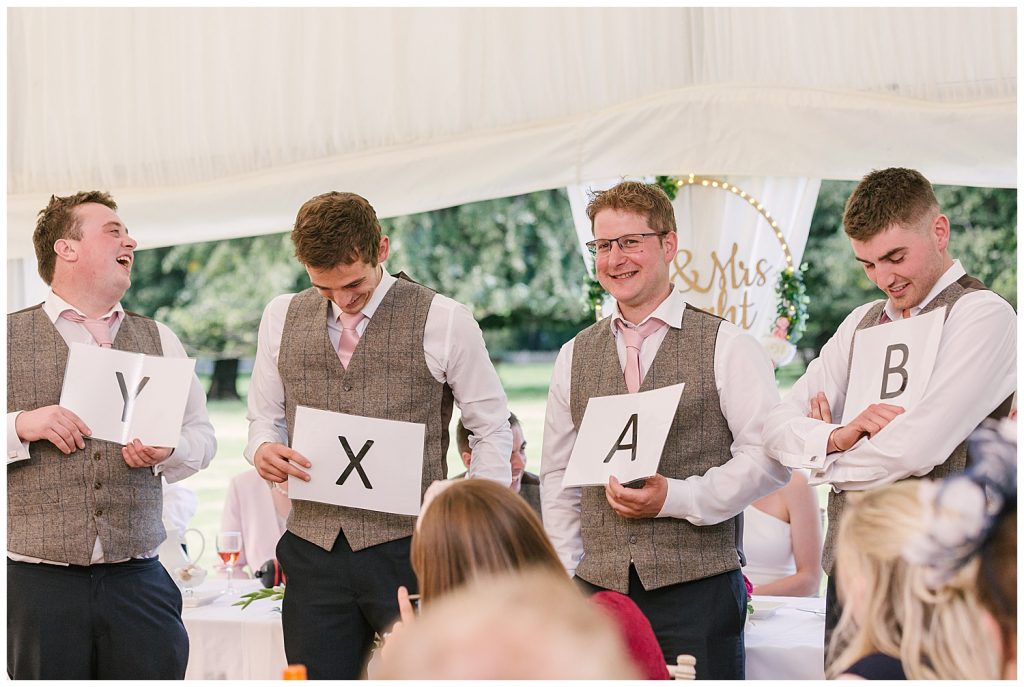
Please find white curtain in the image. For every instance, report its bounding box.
[568,177,820,344]
[7,7,1015,265]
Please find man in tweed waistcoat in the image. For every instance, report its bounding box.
[6,191,217,679]
[762,168,1017,654]
[247,191,511,679]
[541,181,790,679]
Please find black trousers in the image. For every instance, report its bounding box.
[824,574,843,670]
[576,565,746,679]
[276,529,417,680]
[7,556,188,679]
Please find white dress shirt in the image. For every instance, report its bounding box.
[245,268,512,484]
[540,286,791,575]
[762,260,1017,492]
[7,290,217,564]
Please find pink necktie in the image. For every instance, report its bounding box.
[616,317,666,393]
[337,312,366,369]
[879,310,892,324]
[59,309,119,347]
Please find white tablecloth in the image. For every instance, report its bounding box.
[182,579,287,680]
[182,584,823,680]
[745,594,826,680]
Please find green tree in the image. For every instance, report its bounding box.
[801,181,1016,356]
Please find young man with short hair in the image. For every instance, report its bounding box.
[762,167,1016,643]
[541,181,790,679]
[247,191,511,679]
[7,191,217,679]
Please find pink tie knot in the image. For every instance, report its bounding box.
[337,311,367,369]
[59,309,119,348]
[615,317,666,393]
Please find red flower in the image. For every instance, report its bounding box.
[743,574,753,599]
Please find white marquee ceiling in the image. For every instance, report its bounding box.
[7,7,1016,259]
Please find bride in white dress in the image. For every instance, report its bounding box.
[742,470,823,597]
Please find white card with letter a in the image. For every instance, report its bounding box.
[289,405,426,516]
[562,383,685,488]
[842,307,945,424]
[59,342,196,447]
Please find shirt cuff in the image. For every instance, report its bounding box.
[655,477,693,519]
[7,412,31,464]
[802,422,842,469]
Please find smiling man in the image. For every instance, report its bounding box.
[761,167,1017,651]
[6,191,217,679]
[246,191,511,679]
[540,181,790,679]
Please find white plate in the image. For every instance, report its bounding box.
[182,589,221,608]
[749,599,784,620]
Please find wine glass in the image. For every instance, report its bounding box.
[217,531,242,595]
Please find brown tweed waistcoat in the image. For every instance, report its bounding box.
[570,304,740,593]
[279,278,454,552]
[7,305,165,566]
[822,273,1000,574]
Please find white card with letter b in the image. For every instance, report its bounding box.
[289,405,426,516]
[562,383,685,488]
[842,307,945,424]
[59,342,196,447]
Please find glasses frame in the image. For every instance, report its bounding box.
[585,232,664,257]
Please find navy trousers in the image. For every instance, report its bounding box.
[7,556,188,679]
[276,529,417,680]
[576,565,747,679]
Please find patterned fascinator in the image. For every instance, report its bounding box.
[901,418,1016,589]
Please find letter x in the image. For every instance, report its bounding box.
[336,436,374,489]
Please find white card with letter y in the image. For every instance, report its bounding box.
[59,342,196,447]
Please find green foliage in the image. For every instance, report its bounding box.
[801,181,1017,355]
[381,189,592,352]
[774,262,810,344]
[234,585,285,610]
[123,233,307,359]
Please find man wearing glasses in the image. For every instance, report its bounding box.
[541,180,790,679]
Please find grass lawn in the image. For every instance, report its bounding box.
[183,358,829,587]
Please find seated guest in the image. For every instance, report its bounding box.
[828,433,1014,681]
[387,479,667,679]
[219,468,291,577]
[742,470,823,596]
[377,569,641,680]
[455,412,542,519]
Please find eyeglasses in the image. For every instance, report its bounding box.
[585,232,663,257]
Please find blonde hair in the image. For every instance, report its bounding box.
[828,480,1003,679]
[376,569,640,679]
[410,479,564,603]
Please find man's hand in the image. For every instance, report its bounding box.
[605,474,668,519]
[380,585,417,662]
[14,405,91,455]
[254,442,311,483]
[122,439,173,468]
[808,392,904,454]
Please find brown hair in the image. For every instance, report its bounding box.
[585,181,677,236]
[33,191,118,284]
[842,168,939,241]
[978,507,1016,660]
[291,191,382,268]
[456,412,520,456]
[411,479,564,603]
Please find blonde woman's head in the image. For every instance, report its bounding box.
[829,480,1003,679]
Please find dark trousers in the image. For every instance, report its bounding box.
[7,557,188,679]
[576,565,746,679]
[276,529,417,680]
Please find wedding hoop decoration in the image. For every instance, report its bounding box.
[655,175,809,367]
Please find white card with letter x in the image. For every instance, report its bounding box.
[562,383,684,488]
[289,405,426,516]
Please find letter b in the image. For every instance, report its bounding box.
[880,344,909,400]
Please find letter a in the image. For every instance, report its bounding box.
[880,343,909,400]
[603,414,639,463]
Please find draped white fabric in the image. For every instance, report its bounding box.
[7,7,1016,262]
[567,176,820,345]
